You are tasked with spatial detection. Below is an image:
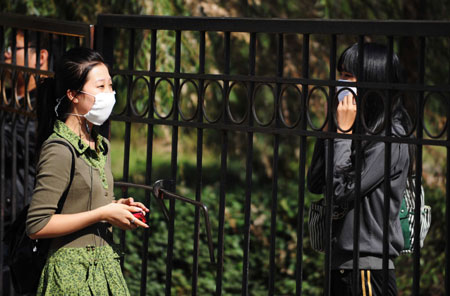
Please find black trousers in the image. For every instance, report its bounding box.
[330,269,398,296]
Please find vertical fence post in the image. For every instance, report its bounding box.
[324,34,337,296]
[381,36,394,295]
[192,30,206,296]
[215,30,231,296]
[241,31,256,296]
[0,108,5,296]
[268,32,284,296]
[446,36,450,296]
[164,29,181,296]
[296,32,310,296]
[139,28,158,296]
[413,36,426,296]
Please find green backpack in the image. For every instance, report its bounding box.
[399,177,431,254]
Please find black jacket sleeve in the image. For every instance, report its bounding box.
[332,138,407,204]
[307,138,326,194]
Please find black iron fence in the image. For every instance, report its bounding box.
[1,13,450,296]
[0,13,92,296]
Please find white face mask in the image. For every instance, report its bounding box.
[336,79,357,102]
[73,91,116,126]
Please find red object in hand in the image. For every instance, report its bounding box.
[133,212,147,223]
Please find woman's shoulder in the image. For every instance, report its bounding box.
[40,136,76,160]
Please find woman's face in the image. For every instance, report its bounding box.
[72,63,113,115]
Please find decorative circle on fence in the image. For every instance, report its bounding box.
[279,84,302,129]
[111,74,128,116]
[153,78,175,119]
[359,90,386,135]
[24,89,33,112]
[130,76,150,117]
[226,81,248,124]
[423,91,448,139]
[21,74,33,111]
[203,80,224,123]
[307,86,329,131]
[252,83,275,127]
[178,79,199,121]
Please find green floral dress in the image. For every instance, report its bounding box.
[35,121,130,296]
[38,246,129,296]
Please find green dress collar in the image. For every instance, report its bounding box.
[51,120,109,189]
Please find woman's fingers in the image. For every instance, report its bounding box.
[132,217,149,228]
[127,213,148,229]
[131,201,149,212]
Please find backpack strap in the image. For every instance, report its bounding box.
[46,139,76,214]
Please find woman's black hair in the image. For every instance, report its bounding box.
[36,47,105,150]
[337,42,415,175]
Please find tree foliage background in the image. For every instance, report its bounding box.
[2,0,450,295]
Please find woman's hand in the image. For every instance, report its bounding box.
[336,93,357,134]
[96,202,149,230]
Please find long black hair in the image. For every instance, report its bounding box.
[337,42,415,175]
[36,47,105,151]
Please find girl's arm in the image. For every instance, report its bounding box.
[332,93,409,203]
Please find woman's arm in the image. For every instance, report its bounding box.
[27,141,149,239]
[29,202,148,239]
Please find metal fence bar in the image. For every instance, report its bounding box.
[326,34,337,296]
[192,30,206,296]
[0,23,4,295]
[322,30,334,296]
[412,36,426,296]
[102,69,450,93]
[138,28,158,296]
[96,15,450,37]
[268,32,283,296]
[349,35,364,296]
[118,27,135,269]
[0,115,5,295]
[164,29,182,296]
[241,31,256,296]
[0,13,92,40]
[214,30,231,296]
[446,38,450,295]
[295,32,311,296]
[381,35,394,295]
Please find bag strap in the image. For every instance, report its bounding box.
[46,139,76,214]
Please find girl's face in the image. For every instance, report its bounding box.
[71,63,113,115]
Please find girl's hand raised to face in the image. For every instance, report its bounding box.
[336,93,356,134]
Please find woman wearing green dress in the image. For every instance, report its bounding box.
[26,47,149,295]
